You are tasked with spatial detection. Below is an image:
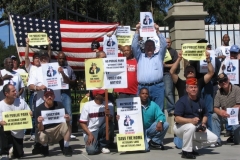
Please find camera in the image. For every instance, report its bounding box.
[196,123,206,132]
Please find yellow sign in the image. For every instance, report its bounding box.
[85,59,104,89]
[28,32,48,46]
[117,133,145,152]
[117,35,133,46]
[164,49,172,62]
[182,43,207,60]
[2,110,32,131]
[20,73,29,86]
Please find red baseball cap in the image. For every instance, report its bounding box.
[92,89,105,96]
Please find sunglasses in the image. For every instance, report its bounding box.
[218,78,228,84]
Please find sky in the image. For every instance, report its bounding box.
[0,11,15,47]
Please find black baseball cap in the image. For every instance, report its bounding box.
[217,73,228,83]
[44,88,54,97]
[39,51,49,58]
[11,55,17,60]
[184,65,196,77]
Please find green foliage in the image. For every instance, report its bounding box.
[0,39,17,69]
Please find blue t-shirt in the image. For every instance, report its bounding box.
[174,95,207,119]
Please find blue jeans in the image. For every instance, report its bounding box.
[29,92,36,136]
[144,122,169,150]
[84,122,114,155]
[138,82,164,111]
[201,81,214,131]
[212,113,240,144]
[163,73,175,113]
[61,92,72,125]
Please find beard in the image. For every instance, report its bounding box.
[46,99,54,107]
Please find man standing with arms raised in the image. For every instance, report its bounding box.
[132,22,167,111]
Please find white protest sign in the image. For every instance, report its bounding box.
[227,108,239,125]
[41,62,62,90]
[116,26,131,35]
[199,50,216,73]
[219,46,231,60]
[116,97,145,151]
[224,59,239,84]
[61,68,69,89]
[103,57,127,89]
[103,35,118,57]
[41,108,66,125]
[140,12,155,37]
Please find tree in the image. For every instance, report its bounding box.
[169,0,240,24]
[0,39,17,69]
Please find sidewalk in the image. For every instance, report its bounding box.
[21,131,239,160]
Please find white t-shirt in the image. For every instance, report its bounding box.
[0,69,24,101]
[13,68,27,100]
[27,65,61,107]
[80,100,114,134]
[0,98,30,138]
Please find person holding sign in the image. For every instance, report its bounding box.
[173,78,218,159]
[215,34,231,61]
[132,22,167,111]
[212,73,240,147]
[35,88,73,157]
[164,38,179,116]
[0,84,32,159]
[0,58,25,101]
[79,89,114,155]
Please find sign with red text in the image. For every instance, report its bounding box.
[103,35,118,57]
[140,12,155,37]
[224,59,239,84]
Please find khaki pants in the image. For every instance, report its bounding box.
[39,122,68,145]
[173,123,217,152]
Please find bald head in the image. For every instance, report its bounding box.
[166,38,172,49]
[96,51,106,58]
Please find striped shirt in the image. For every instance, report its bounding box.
[131,33,167,84]
[214,83,240,109]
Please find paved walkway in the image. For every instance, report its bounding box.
[20,131,240,160]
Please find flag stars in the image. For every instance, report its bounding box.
[30,28,33,31]
[56,41,59,45]
[55,30,58,33]
[29,18,32,21]
[42,29,46,32]
[54,25,58,28]
[36,23,39,26]
[48,25,51,28]
[20,42,23,45]
[23,22,26,25]
[24,27,27,30]
[19,31,22,34]
[56,36,59,39]
[30,23,32,26]
[23,17,26,20]
[56,47,59,50]
[42,24,45,27]
[17,16,20,19]
[42,20,45,22]
[49,30,52,33]
[48,20,51,23]
[18,26,21,29]
[36,28,40,31]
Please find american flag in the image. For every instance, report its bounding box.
[10,14,118,70]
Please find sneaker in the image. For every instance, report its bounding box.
[70,134,76,139]
[9,147,13,158]
[227,135,234,143]
[181,151,196,159]
[149,140,165,150]
[41,146,49,157]
[210,142,221,147]
[192,150,200,156]
[101,148,110,154]
[29,135,35,141]
[63,146,73,157]
[0,155,9,160]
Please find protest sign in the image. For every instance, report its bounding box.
[103,35,118,57]
[41,108,66,125]
[140,12,155,37]
[41,62,62,90]
[116,26,132,46]
[60,68,69,90]
[224,59,239,84]
[164,49,172,62]
[227,108,239,125]
[116,97,145,151]
[85,57,127,90]
[182,43,207,60]
[219,46,231,60]
[20,73,29,86]
[2,110,32,131]
[28,32,48,46]
[199,50,215,73]
[85,58,104,89]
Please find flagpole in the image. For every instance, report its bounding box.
[105,89,109,140]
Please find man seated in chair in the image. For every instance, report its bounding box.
[35,88,72,157]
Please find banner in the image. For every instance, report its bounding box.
[2,110,32,131]
[224,59,239,84]
[103,35,118,57]
[41,62,62,90]
[164,49,172,62]
[182,43,207,60]
[41,108,66,125]
[28,32,48,46]
[20,73,29,86]
[85,57,127,90]
[199,50,215,73]
[116,26,132,46]
[116,97,145,151]
[140,12,155,37]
